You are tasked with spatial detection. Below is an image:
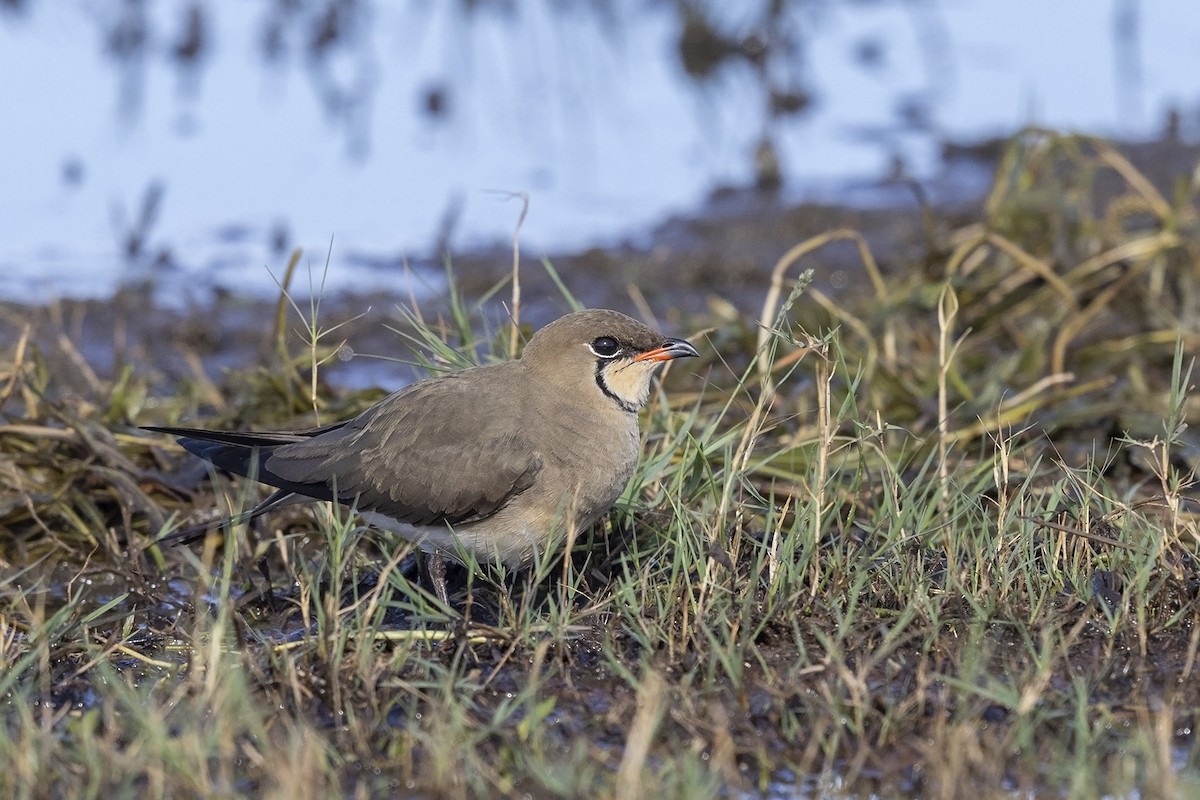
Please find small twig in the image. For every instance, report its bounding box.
[508,192,529,357]
[1021,515,1140,552]
[0,323,30,412]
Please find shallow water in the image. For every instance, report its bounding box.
[2,0,1199,305]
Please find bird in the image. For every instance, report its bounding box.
[144,309,699,603]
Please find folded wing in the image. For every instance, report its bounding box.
[147,368,543,529]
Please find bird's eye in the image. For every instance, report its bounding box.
[589,336,621,358]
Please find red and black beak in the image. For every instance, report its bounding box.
[633,337,699,363]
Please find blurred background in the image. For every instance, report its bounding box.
[1,0,1197,305]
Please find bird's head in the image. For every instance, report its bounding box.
[521,309,699,413]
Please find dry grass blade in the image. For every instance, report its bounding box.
[1021,514,1140,552]
[615,669,667,800]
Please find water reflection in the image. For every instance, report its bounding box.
[0,0,1195,303]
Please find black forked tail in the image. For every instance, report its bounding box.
[143,425,343,546]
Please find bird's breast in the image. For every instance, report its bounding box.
[532,406,640,520]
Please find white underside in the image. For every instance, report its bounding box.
[357,510,550,568]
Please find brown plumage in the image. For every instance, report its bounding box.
[145,309,697,599]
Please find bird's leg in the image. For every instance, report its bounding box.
[427,550,449,607]
[255,554,279,613]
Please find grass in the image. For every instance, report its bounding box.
[2,129,1199,798]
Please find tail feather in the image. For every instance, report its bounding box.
[141,425,323,448]
[154,489,299,547]
[142,425,346,536]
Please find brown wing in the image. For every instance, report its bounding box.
[265,367,542,526]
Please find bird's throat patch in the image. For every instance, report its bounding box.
[595,359,652,413]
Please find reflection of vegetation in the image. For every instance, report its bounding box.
[677,1,810,115]
[90,0,381,149]
[2,131,1199,797]
[75,0,830,177]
